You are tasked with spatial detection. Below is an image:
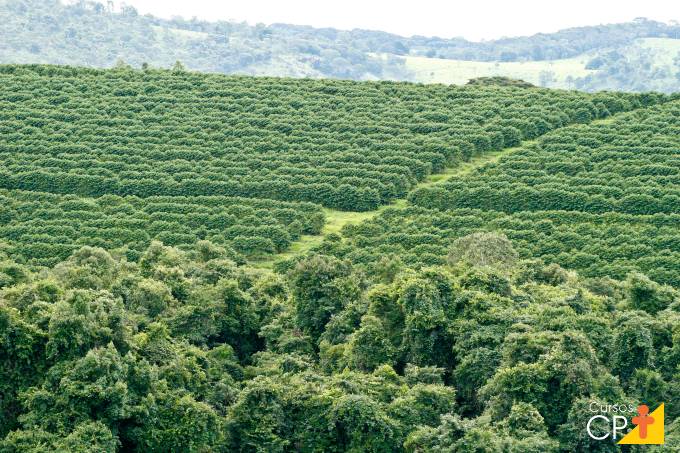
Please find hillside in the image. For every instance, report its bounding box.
[0,64,677,282]
[1,65,680,451]
[403,37,680,91]
[401,54,594,88]
[0,64,655,267]
[1,0,679,91]
[315,101,680,286]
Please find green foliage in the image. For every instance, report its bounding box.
[626,272,676,314]
[447,232,519,269]
[127,390,222,452]
[289,255,359,343]
[0,243,678,451]
[629,368,667,411]
[226,377,288,452]
[0,0,408,80]
[577,39,680,93]
[0,64,650,267]
[346,315,397,371]
[0,58,678,453]
[610,313,656,386]
[557,398,620,453]
[331,394,398,452]
[466,76,535,88]
[0,421,118,453]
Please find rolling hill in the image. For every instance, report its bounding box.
[0,64,653,266]
[1,0,679,91]
[1,65,680,452]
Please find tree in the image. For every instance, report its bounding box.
[330,394,398,452]
[59,421,119,453]
[45,291,128,361]
[172,60,186,73]
[0,305,46,436]
[289,255,359,343]
[227,378,288,452]
[346,315,396,372]
[629,368,667,411]
[19,344,128,433]
[0,422,119,453]
[128,278,173,318]
[388,384,456,431]
[625,272,676,315]
[54,246,118,290]
[611,314,656,387]
[128,390,222,452]
[113,59,131,70]
[557,398,620,453]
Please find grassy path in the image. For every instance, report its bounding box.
[250,143,528,269]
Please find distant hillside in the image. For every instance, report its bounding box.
[403,37,680,92]
[1,0,679,91]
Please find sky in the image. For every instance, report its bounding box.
[119,0,679,41]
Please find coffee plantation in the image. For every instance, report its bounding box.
[323,101,680,286]
[0,64,662,267]
[1,64,679,452]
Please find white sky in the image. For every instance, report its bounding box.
[119,0,679,41]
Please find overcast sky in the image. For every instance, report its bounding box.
[119,0,679,41]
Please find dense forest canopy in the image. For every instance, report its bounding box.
[1,0,679,91]
[1,240,679,451]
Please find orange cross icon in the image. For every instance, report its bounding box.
[632,405,655,439]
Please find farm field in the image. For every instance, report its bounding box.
[252,145,517,269]
[321,101,680,285]
[0,64,655,266]
[1,65,680,452]
[402,37,680,89]
[0,190,324,266]
[403,54,594,87]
